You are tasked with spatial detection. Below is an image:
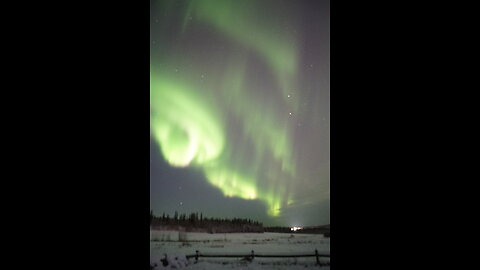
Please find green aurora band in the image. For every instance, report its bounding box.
[150,72,225,167]
[151,0,306,217]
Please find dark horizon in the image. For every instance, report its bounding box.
[150,209,330,228]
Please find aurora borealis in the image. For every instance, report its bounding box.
[150,0,329,226]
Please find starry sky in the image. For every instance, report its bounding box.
[150,0,329,227]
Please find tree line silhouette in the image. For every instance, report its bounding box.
[264,225,330,236]
[150,210,263,233]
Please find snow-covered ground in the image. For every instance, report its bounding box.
[150,230,330,269]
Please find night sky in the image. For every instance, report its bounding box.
[150,0,329,227]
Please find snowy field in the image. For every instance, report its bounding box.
[150,230,330,269]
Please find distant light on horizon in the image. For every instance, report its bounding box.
[290,226,303,232]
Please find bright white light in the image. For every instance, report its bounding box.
[290,226,303,231]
